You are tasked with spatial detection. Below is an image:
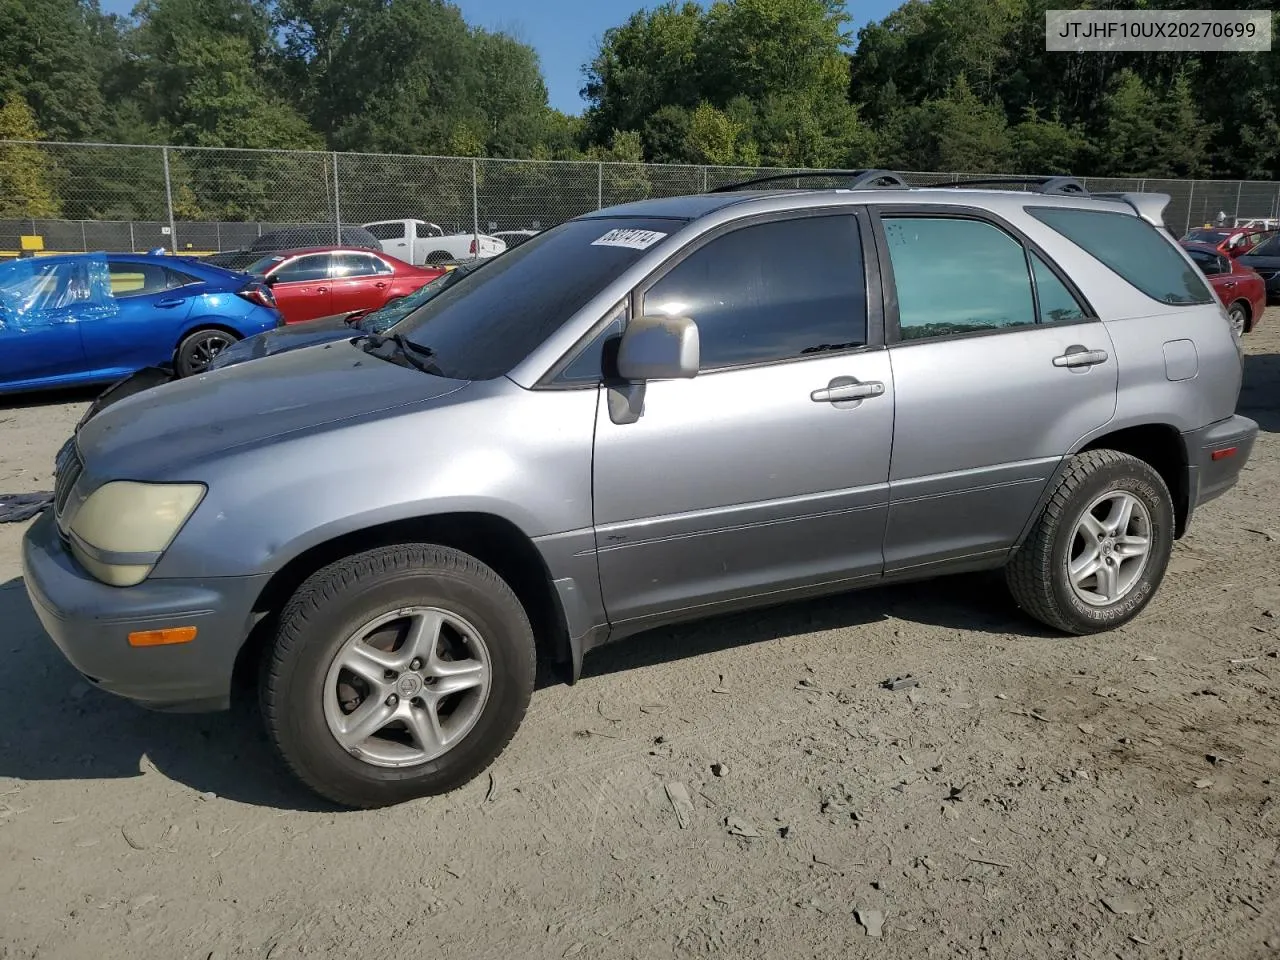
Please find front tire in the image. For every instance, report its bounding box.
[1006,449,1174,635]
[262,544,536,808]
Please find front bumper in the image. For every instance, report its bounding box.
[21,509,269,712]
[1182,414,1259,532]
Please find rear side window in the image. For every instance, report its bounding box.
[107,262,169,298]
[883,217,1035,339]
[1027,207,1212,305]
[416,222,443,239]
[642,215,867,369]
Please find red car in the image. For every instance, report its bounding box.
[1181,241,1267,336]
[1182,225,1276,258]
[246,246,445,324]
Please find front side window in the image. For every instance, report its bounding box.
[883,217,1035,340]
[272,255,330,283]
[641,215,867,370]
[1028,206,1212,305]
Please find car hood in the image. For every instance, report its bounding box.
[75,338,470,479]
[209,312,357,369]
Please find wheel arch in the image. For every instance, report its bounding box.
[173,320,244,354]
[235,512,571,693]
[1076,423,1189,537]
[1227,297,1254,332]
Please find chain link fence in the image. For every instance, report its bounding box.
[3,140,1280,257]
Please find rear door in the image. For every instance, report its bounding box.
[871,206,1118,574]
[329,252,394,315]
[268,254,333,323]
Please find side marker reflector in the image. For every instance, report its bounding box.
[128,626,198,647]
[1210,447,1238,461]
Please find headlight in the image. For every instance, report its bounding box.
[67,481,205,587]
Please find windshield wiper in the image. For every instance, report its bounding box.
[361,332,443,375]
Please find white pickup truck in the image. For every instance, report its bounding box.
[361,219,507,265]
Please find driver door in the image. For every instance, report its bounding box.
[590,211,894,631]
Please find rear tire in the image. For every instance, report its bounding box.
[1006,449,1174,635]
[175,327,238,377]
[425,250,453,265]
[261,544,536,809]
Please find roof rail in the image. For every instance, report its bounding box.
[923,175,1088,195]
[708,169,910,193]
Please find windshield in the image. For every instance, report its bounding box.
[388,216,682,380]
[358,263,482,334]
[1184,229,1228,243]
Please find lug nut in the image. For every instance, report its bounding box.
[386,694,399,706]
[409,658,423,671]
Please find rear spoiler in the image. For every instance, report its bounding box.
[1090,192,1171,228]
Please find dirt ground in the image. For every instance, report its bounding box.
[1,316,1278,960]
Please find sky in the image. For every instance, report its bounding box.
[99,0,902,115]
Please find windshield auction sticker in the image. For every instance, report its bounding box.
[1046,9,1271,51]
[591,228,668,250]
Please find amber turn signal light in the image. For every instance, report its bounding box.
[128,626,198,647]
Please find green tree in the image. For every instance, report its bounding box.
[1010,106,1088,174]
[0,93,61,217]
[883,76,1012,172]
[0,0,108,140]
[1097,70,1164,177]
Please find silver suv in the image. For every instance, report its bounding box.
[22,172,1258,808]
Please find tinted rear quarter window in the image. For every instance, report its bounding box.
[1028,207,1212,305]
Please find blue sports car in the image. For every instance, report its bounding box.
[0,252,282,395]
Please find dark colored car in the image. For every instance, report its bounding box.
[203,226,383,273]
[0,252,281,394]
[1180,241,1267,336]
[1182,226,1276,258]
[246,246,444,324]
[1237,233,1280,302]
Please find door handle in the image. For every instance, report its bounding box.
[375,281,387,289]
[1222,280,1237,288]
[1052,347,1109,368]
[316,286,329,293]
[811,379,885,403]
[155,298,186,308]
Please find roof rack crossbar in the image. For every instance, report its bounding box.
[923,175,1088,196]
[708,169,910,193]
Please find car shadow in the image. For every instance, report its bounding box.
[0,385,100,412]
[0,575,336,812]
[1240,353,1280,433]
[0,567,1047,810]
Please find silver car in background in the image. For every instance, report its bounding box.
[23,172,1257,808]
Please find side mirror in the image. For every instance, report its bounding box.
[263,274,279,286]
[615,315,700,381]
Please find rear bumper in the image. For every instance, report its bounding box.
[21,509,268,712]
[1182,414,1258,531]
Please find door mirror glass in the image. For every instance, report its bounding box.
[616,315,700,381]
